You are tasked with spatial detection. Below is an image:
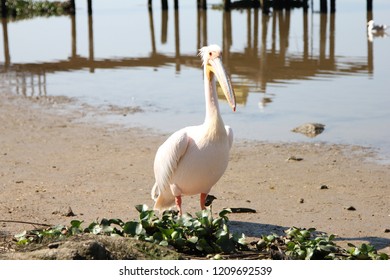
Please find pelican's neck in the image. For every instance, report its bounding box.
[203,67,225,132]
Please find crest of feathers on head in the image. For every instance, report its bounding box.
[198,44,222,65]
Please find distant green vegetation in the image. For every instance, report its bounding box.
[1,0,72,19]
[13,205,389,260]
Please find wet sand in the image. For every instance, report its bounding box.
[1,94,389,255]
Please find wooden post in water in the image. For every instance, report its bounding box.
[174,0,178,10]
[367,0,373,11]
[224,0,231,11]
[1,0,7,18]
[198,0,207,10]
[87,0,93,15]
[330,0,336,13]
[320,0,327,13]
[162,0,168,10]
[69,0,76,15]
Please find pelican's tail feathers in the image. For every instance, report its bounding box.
[151,183,175,212]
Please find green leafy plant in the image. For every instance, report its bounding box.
[347,243,389,260]
[12,207,389,260]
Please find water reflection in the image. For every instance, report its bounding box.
[0,4,375,104]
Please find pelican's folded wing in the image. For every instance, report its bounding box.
[153,128,190,194]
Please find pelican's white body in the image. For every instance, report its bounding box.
[151,45,235,212]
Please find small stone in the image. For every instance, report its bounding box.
[384,229,390,233]
[346,206,356,211]
[286,156,303,162]
[291,123,325,138]
[300,198,305,204]
[320,185,329,190]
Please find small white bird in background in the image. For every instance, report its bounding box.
[367,20,388,33]
[151,45,236,215]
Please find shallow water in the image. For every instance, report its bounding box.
[1,0,389,161]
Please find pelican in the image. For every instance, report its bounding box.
[151,44,236,215]
[367,20,388,33]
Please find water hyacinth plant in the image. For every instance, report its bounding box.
[12,205,389,260]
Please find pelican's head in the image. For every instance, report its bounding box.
[199,45,236,112]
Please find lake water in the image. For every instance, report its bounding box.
[1,0,389,161]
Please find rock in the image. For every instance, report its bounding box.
[320,185,329,190]
[346,206,356,211]
[52,206,76,217]
[291,123,325,138]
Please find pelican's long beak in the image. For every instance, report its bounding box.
[209,58,236,112]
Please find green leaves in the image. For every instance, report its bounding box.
[347,243,389,260]
[12,206,389,260]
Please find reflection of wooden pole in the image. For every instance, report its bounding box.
[303,8,308,60]
[174,0,178,10]
[260,11,269,92]
[1,18,10,67]
[329,13,335,63]
[319,13,327,64]
[247,9,252,51]
[222,11,232,61]
[253,8,259,56]
[148,6,156,53]
[71,15,77,58]
[88,15,95,73]
[202,8,208,46]
[161,10,168,44]
[174,9,180,72]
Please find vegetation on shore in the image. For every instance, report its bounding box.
[10,205,389,260]
[1,0,72,19]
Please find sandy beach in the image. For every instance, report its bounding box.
[0,93,389,255]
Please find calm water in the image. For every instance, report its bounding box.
[1,0,390,160]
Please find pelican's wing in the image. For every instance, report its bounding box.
[153,128,190,195]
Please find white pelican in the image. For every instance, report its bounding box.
[151,44,236,215]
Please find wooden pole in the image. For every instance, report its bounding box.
[330,0,336,13]
[1,0,7,18]
[320,0,327,13]
[162,0,168,10]
[87,0,93,15]
[224,0,231,11]
[367,0,373,11]
[70,0,76,15]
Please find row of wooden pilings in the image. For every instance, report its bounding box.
[148,0,375,13]
[1,0,375,17]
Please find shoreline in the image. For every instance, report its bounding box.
[1,94,389,255]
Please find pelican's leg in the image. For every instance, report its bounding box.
[175,196,182,216]
[200,193,208,210]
